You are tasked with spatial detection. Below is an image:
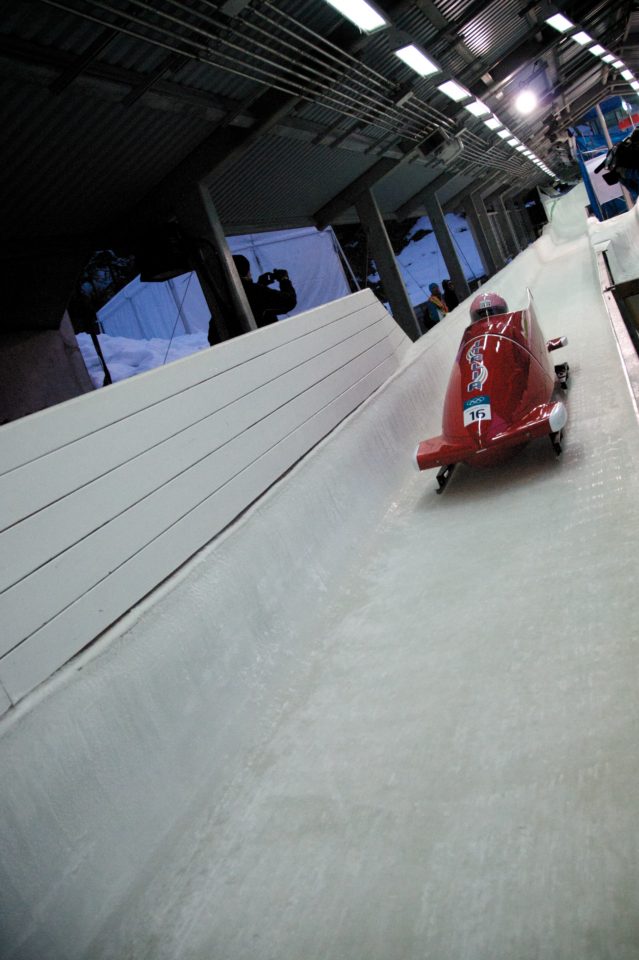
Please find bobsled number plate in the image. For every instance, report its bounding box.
[463,394,491,426]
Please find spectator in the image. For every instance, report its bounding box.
[425,282,449,327]
[442,279,459,312]
[233,254,297,328]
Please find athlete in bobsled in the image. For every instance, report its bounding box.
[469,291,509,323]
[414,289,569,493]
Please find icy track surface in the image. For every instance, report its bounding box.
[93,190,639,960]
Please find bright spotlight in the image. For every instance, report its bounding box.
[515,89,538,114]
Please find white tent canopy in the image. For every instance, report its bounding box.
[98,227,352,339]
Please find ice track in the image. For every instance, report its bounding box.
[5,187,639,960]
[82,189,639,960]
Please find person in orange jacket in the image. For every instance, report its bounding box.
[425,282,449,327]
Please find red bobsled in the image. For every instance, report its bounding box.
[414,290,569,492]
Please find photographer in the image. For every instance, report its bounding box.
[232,254,297,328]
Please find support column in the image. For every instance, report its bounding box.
[491,190,520,258]
[595,102,634,211]
[176,181,256,341]
[484,201,508,264]
[443,172,503,215]
[499,192,523,253]
[355,188,421,341]
[519,204,536,243]
[423,189,470,301]
[465,191,503,276]
[503,190,527,249]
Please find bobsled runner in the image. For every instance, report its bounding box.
[414,290,569,493]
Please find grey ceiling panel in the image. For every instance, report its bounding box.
[211,134,378,232]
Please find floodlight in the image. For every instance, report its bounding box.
[613,60,624,68]
[516,145,526,152]
[589,44,605,56]
[507,138,519,146]
[601,54,615,63]
[621,69,634,81]
[464,99,490,117]
[437,79,470,101]
[572,31,593,45]
[484,116,503,130]
[545,12,573,32]
[497,128,512,138]
[323,0,388,32]
[515,89,538,113]
[632,81,639,91]
[395,44,439,76]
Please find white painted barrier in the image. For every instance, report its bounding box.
[0,290,409,709]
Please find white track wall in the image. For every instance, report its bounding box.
[1,186,637,960]
[0,290,408,710]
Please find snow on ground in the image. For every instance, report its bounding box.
[369,213,486,305]
[76,331,210,388]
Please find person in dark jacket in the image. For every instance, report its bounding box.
[442,279,459,312]
[233,254,297,327]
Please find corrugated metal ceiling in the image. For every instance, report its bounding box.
[210,134,379,231]
[0,0,634,249]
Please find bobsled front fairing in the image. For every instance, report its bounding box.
[414,291,568,485]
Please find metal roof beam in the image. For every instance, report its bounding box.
[121,52,183,108]
[0,34,240,120]
[129,4,410,223]
[394,165,468,221]
[443,173,504,214]
[313,154,411,230]
[48,27,117,94]
[135,90,304,221]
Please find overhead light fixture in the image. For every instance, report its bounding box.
[632,81,639,91]
[545,12,573,32]
[613,60,624,68]
[484,116,503,130]
[507,137,519,146]
[395,44,439,76]
[621,69,634,81]
[465,100,490,117]
[601,53,615,63]
[572,31,593,45]
[437,79,469,101]
[497,128,512,138]
[464,99,490,117]
[323,0,388,32]
[515,89,538,113]
[589,44,605,56]
[516,145,526,152]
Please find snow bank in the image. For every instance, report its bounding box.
[76,331,210,388]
